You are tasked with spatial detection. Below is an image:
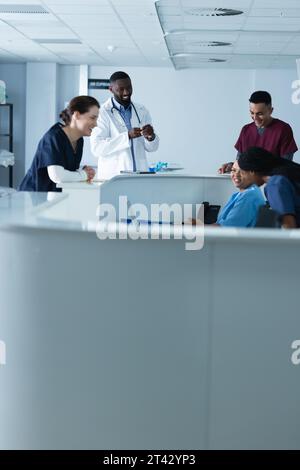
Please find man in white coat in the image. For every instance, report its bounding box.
[90,71,159,179]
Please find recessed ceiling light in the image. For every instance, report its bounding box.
[34,39,82,44]
[184,8,243,17]
[0,5,48,14]
[107,45,116,52]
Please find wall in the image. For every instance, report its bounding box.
[1,63,82,187]
[254,68,300,150]
[0,64,26,187]
[89,66,300,173]
[56,65,80,116]
[25,63,59,172]
[1,63,300,185]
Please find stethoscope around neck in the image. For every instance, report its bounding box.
[110,97,141,124]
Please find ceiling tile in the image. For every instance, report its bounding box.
[0,0,298,69]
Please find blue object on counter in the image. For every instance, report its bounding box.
[149,162,168,172]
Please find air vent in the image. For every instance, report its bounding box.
[0,4,49,14]
[34,39,82,44]
[208,58,227,62]
[172,54,227,62]
[190,41,232,47]
[184,8,243,17]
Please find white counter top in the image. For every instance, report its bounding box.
[0,190,300,244]
[56,180,104,190]
[57,173,231,191]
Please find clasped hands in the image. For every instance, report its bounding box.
[128,124,155,141]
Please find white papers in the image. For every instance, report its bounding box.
[0,149,14,167]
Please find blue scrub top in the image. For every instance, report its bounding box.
[19,123,83,192]
[217,184,265,227]
[265,175,300,227]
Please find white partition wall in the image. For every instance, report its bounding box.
[0,185,300,450]
[99,174,233,223]
[1,220,300,449]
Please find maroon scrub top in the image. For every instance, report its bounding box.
[235,118,298,157]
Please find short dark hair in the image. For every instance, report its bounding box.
[238,147,278,174]
[60,95,99,125]
[249,91,272,106]
[238,146,300,182]
[109,71,130,83]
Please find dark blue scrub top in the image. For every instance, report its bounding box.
[19,123,83,192]
[265,175,300,227]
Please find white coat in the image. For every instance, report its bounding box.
[90,98,159,179]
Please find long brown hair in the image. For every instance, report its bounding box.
[60,95,99,125]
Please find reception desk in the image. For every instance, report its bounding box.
[58,173,234,225]
[0,178,299,450]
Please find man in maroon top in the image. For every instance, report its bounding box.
[219,91,298,173]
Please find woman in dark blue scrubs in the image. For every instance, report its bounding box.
[238,147,300,228]
[19,95,100,192]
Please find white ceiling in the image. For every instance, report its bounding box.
[0,0,299,68]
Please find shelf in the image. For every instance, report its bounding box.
[0,103,13,187]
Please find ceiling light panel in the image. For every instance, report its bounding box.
[43,43,93,53]
[30,30,79,40]
[47,5,113,15]
[7,16,63,26]
[8,22,75,41]
[34,38,82,44]
[0,4,48,15]
[45,0,109,4]
[0,0,41,4]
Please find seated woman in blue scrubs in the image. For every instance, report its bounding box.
[238,146,300,228]
[188,161,264,227]
[216,160,265,227]
[19,95,100,192]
